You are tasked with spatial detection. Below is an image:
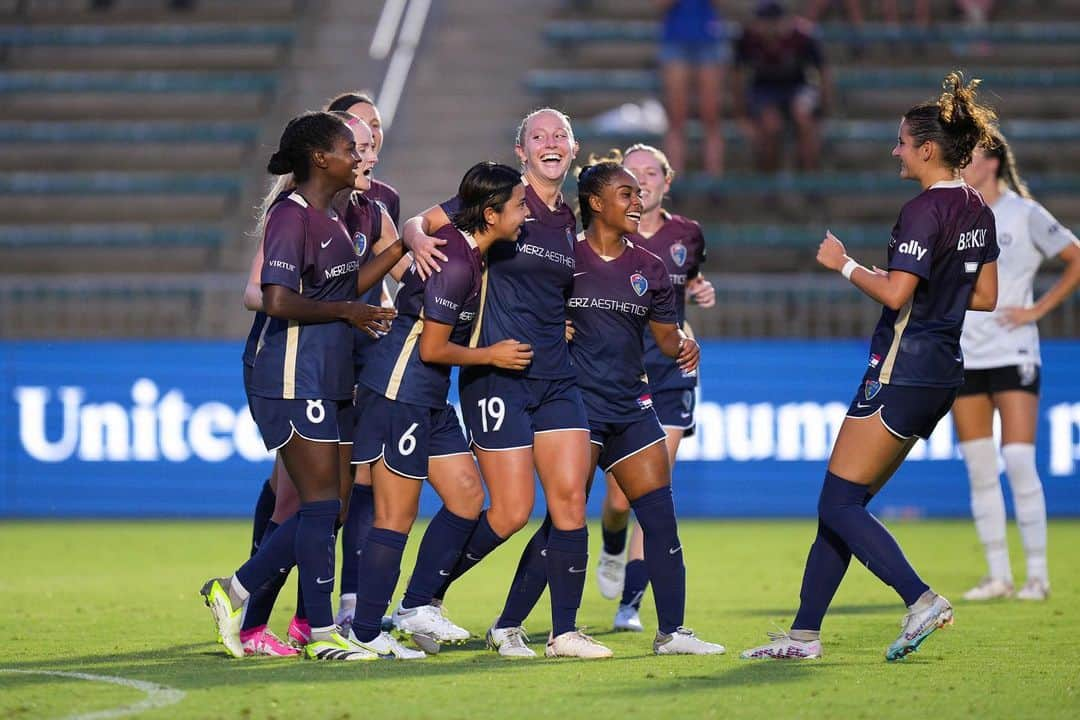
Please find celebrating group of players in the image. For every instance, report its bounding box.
[200,69,1079,663]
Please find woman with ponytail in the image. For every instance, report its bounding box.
[954,130,1080,603]
[742,72,1000,662]
[201,111,401,662]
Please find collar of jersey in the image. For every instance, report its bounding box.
[928,179,966,190]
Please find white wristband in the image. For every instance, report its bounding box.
[841,258,859,281]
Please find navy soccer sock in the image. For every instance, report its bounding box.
[402,506,478,609]
[241,520,287,631]
[818,471,928,606]
[433,510,505,601]
[602,521,628,556]
[350,527,408,642]
[791,520,852,632]
[545,525,588,638]
[235,514,297,595]
[250,478,275,557]
[340,484,374,597]
[496,515,552,630]
[631,486,685,634]
[294,499,340,631]
[620,559,649,610]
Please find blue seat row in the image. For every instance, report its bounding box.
[0,70,276,93]
[0,23,294,46]
[0,121,256,143]
[0,223,223,247]
[0,172,242,194]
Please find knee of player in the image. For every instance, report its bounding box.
[373,506,417,535]
[487,504,531,536]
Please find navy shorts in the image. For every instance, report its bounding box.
[249,395,352,452]
[351,386,470,480]
[459,371,589,451]
[652,388,697,436]
[590,412,667,473]
[958,364,1041,397]
[846,376,957,440]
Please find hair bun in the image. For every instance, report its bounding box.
[267,150,292,175]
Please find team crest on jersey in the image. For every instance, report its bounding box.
[630,273,648,296]
[999,232,1013,247]
[636,393,654,410]
[670,242,687,267]
[353,231,368,257]
[864,379,882,400]
[565,227,575,251]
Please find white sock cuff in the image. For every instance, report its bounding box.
[230,574,250,602]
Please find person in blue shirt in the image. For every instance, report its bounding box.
[200,111,400,662]
[742,72,1000,662]
[344,162,532,658]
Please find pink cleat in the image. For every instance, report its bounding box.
[287,616,312,648]
[240,625,300,657]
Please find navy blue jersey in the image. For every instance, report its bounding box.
[444,181,577,380]
[247,191,360,400]
[367,178,400,229]
[869,180,999,388]
[359,224,483,409]
[341,191,386,378]
[567,237,677,421]
[634,212,707,393]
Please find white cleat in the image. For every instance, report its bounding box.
[392,603,470,643]
[886,593,953,661]
[199,577,243,659]
[654,627,726,655]
[740,632,822,660]
[545,630,613,659]
[962,576,1014,601]
[347,629,426,659]
[1016,578,1050,601]
[613,604,644,632]
[596,550,626,600]
[485,624,536,658]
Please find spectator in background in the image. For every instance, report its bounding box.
[733,1,831,172]
[656,0,731,176]
[804,1,931,28]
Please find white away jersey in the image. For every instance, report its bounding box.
[961,189,1078,369]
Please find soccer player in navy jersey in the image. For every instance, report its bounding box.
[742,72,1000,662]
[562,158,724,655]
[325,92,402,228]
[345,162,532,658]
[201,111,403,661]
[595,144,716,633]
[403,109,603,658]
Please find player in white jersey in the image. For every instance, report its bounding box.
[955,129,1080,602]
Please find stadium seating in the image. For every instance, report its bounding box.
[0,0,298,335]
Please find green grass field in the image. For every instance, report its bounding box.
[1,519,1078,719]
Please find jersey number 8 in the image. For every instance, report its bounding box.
[477,397,505,433]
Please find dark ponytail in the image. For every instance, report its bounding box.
[903,71,997,170]
[983,127,1031,199]
[267,111,349,183]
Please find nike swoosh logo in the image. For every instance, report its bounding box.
[568,566,586,573]
[524,217,537,222]
[540,549,548,557]
[466,553,481,562]
[668,546,682,555]
[680,412,691,419]
[438,570,450,576]
[321,237,333,249]
[856,402,872,409]
[316,576,333,585]
[573,272,587,277]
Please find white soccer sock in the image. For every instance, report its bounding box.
[959,438,1011,582]
[1002,443,1048,583]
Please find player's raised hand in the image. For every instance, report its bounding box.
[816,230,848,272]
[687,276,716,307]
[997,305,1040,328]
[676,337,700,373]
[343,302,396,339]
[489,339,533,370]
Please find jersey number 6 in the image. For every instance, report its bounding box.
[477,396,505,433]
[398,422,420,456]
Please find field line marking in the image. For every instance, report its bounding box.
[0,668,185,720]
